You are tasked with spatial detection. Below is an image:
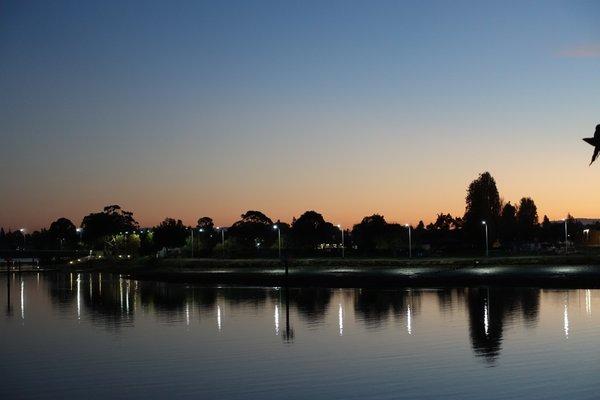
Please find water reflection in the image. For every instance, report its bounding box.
[353,289,421,329]
[466,288,540,363]
[4,273,600,365]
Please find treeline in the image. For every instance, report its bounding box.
[0,172,593,258]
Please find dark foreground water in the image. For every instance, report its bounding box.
[1,273,599,399]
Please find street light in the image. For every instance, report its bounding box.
[189,227,204,258]
[563,218,568,254]
[76,228,83,244]
[19,228,25,249]
[482,221,489,257]
[216,227,226,256]
[405,224,412,258]
[336,224,345,258]
[273,225,281,259]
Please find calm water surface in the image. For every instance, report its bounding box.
[1,272,599,399]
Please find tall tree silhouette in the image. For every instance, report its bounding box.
[499,202,517,247]
[463,172,501,245]
[516,197,539,242]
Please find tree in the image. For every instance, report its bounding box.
[499,202,517,246]
[81,205,139,249]
[427,213,456,231]
[290,211,337,250]
[540,215,552,242]
[197,217,215,231]
[464,172,501,243]
[516,197,539,242]
[153,218,188,249]
[193,216,218,255]
[228,211,275,251]
[49,217,77,248]
[352,215,388,253]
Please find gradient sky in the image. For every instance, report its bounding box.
[1,0,600,230]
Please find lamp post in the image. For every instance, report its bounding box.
[482,221,489,257]
[564,219,568,254]
[216,227,226,257]
[76,228,83,245]
[336,224,345,258]
[405,224,412,258]
[19,228,25,250]
[190,228,194,258]
[273,225,281,259]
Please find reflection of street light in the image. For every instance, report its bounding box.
[273,225,281,259]
[336,224,345,258]
[405,224,412,258]
[481,221,488,257]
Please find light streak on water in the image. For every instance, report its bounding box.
[217,305,222,331]
[586,289,592,316]
[338,303,344,336]
[186,302,190,326]
[20,280,24,320]
[563,303,569,339]
[484,299,489,336]
[76,274,81,320]
[274,304,280,335]
[119,277,123,312]
[125,280,130,314]
[407,304,412,335]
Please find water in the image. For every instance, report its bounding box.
[1,273,599,399]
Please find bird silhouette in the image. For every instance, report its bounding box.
[583,124,600,165]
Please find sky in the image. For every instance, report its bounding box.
[1,0,599,230]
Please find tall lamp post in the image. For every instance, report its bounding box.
[482,221,489,257]
[405,224,412,258]
[76,228,83,245]
[189,228,203,258]
[273,225,281,259]
[336,224,345,258]
[19,228,26,250]
[216,227,226,257]
[563,218,568,254]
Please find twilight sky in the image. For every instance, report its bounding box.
[1,0,599,230]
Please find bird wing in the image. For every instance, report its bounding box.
[584,137,595,146]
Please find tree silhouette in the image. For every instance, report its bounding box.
[464,172,501,245]
[516,197,539,242]
[290,211,337,251]
[352,214,388,253]
[228,210,274,251]
[499,202,517,247]
[80,205,138,249]
[153,218,188,249]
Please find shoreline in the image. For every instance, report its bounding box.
[35,254,600,288]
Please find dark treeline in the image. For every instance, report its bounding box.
[0,172,593,258]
